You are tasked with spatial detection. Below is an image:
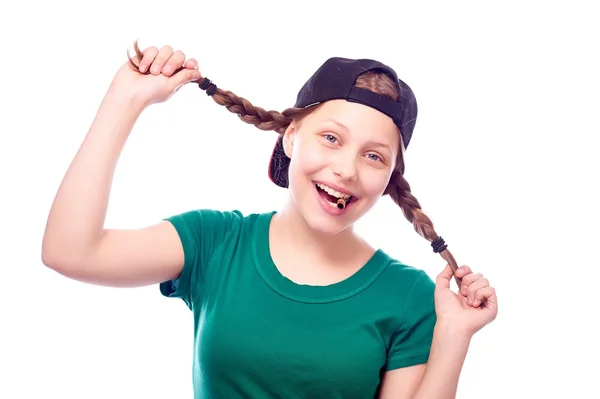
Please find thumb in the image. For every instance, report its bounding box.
[169,68,201,91]
[435,263,454,293]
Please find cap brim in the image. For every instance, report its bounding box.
[268,135,290,188]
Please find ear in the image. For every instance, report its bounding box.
[282,121,297,158]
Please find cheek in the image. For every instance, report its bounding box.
[360,170,392,198]
[289,141,328,176]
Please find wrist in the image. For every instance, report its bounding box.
[434,318,474,343]
[103,89,147,118]
[106,81,149,112]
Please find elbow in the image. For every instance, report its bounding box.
[41,248,88,281]
[41,241,67,272]
[41,235,58,269]
[41,249,62,271]
[41,237,85,274]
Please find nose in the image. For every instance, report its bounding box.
[332,154,358,182]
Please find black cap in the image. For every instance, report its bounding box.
[268,57,418,188]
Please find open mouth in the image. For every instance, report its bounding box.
[315,182,355,210]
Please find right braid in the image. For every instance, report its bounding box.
[209,89,291,134]
[127,40,298,135]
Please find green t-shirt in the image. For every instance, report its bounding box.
[160,209,436,398]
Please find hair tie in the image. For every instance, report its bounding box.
[199,77,218,96]
[431,236,447,253]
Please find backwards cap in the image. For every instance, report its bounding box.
[268,57,418,188]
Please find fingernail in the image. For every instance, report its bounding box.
[467,297,472,305]
[139,64,147,72]
[152,65,160,74]
[163,65,172,74]
[193,71,200,80]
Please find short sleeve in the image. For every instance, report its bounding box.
[159,209,239,310]
[385,270,437,370]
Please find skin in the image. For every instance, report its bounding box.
[269,100,400,285]
[269,98,498,399]
[42,45,497,399]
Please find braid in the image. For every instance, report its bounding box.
[126,41,460,278]
[209,89,291,134]
[126,40,295,135]
[387,171,459,274]
[352,69,462,278]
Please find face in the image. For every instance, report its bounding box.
[283,100,400,235]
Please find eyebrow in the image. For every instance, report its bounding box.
[322,119,393,151]
[323,118,350,132]
[365,140,393,151]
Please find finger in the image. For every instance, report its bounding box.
[459,272,483,296]
[435,264,454,293]
[150,45,174,75]
[465,278,489,305]
[185,58,199,70]
[454,265,472,279]
[472,286,496,308]
[162,50,186,77]
[138,46,159,74]
[169,58,199,77]
[168,68,202,91]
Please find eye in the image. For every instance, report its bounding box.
[366,153,383,162]
[323,134,338,144]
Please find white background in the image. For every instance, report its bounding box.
[1,0,598,398]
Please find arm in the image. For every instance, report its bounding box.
[42,46,200,287]
[411,322,470,399]
[379,264,497,399]
[378,321,471,399]
[41,88,184,287]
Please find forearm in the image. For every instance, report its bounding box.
[411,321,472,399]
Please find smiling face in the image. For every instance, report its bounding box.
[282,99,401,235]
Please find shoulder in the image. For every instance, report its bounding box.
[166,208,244,227]
[368,252,436,328]
[376,251,436,299]
[372,253,438,371]
[166,208,274,235]
[163,208,275,267]
[159,209,275,306]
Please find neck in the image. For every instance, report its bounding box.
[271,198,368,265]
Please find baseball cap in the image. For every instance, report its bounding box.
[268,57,418,188]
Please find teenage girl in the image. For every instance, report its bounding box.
[42,42,498,399]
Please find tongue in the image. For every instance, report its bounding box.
[317,187,338,203]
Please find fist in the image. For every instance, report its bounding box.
[435,264,498,336]
[110,40,202,107]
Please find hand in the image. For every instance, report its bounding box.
[434,264,498,337]
[109,41,202,107]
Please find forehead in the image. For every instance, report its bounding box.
[303,100,400,148]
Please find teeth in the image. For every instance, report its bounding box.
[317,183,351,199]
[326,200,339,208]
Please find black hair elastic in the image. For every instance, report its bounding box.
[199,77,218,96]
[431,236,448,253]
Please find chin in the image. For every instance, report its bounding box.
[301,212,354,236]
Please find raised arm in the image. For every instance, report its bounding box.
[41,43,202,287]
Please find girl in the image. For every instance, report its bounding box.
[42,41,497,399]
